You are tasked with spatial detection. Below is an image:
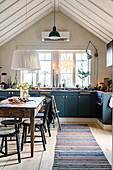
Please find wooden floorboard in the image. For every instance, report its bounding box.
[0,122,112,170]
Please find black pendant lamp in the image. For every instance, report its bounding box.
[86,41,98,60]
[49,0,60,39]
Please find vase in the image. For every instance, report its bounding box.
[23,89,29,100]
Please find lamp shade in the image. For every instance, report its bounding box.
[11,50,41,70]
[86,52,92,60]
[49,26,60,39]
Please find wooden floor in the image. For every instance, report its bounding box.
[0,122,112,170]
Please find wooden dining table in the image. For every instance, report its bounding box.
[0,97,45,157]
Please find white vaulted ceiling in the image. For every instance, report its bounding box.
[0,0,113,47]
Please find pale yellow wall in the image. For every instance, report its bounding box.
[0,12,112,87]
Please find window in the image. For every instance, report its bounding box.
[39,52,52,87]
[59,51,90,88]
[60,52,73,87]
[21,50,90,88]
[75,52,90,87]
[23,70,37,85]
[22,52,52,86]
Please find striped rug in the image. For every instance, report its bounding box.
[52,124,111,170]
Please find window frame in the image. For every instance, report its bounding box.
[59,50,91,87]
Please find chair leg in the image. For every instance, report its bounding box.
[21,125,26,151]
[16,133,21,163]
[41,126,46,144]
[56,112,61,130]
[47,123,51,137]
[44,124,47,133]
[28,126,30,134]
[40,126,46,151]
[1,137,4,150]
[5,137,7,155]
[52,117,55,128]
[24,125,27,143]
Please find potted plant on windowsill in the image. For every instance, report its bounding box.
[77,63,90,88]
[12,73,18,89]
[44,71,48,87]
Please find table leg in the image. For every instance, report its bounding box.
[30,110,35,157]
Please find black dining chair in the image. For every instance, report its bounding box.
[21,97,51,151]
[0,126,21,163]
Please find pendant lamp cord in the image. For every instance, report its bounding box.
[54,0,55,26]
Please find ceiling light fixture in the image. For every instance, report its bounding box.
[86,41,98,60]
[11,0,41,71]
[11,50,41,70]
[49,0,60,39]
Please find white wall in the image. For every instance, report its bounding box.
[0,12,112,87]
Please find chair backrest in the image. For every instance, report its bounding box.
[45,95,57,124]
[43,98,51,124]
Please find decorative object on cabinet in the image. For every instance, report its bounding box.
[49,0,60,39]
[86,41,98,60]
[104,78,110,89]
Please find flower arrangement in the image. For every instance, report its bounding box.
[19,83,29,90]
[19,83,30,100]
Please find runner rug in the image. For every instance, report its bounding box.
[52,124,111,170]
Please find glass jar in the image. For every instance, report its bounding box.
[23,89,29,100]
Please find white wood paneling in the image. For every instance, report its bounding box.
[59,3,111,43]
[1,0,113,46]
[59,7,110,43]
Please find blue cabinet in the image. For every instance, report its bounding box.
[0,90,20,98]
[52,92,79,117]
[78,92,92,117]
[29,91,40,97]
[65,94,79,117]
[0,90,111,123]
[97,92,112,124]
[0,91,9,98]
[53,93,65,117]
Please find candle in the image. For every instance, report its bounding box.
[20,87,23,99]
[56,73,58,87]
[53,69,55,87]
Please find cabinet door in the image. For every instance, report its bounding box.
[102,94,112,124]
[91,93,97,117]
[65,95,79,117]
[11,91,20,97]
[29,92,40,97]
[79,94,92,117]
[0,91,9,98]
[54,95,65,117]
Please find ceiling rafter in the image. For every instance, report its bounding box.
[64,0,113,33]
[0,0,113,47]
[0,1,52,46]
[77,0,113,27]
[1,0,19,13]
[59,4,111,43]
[60,6,110,43]
[60,1,112,41]
[89,0,113,17]
[1,0,45,30]
[1,0,51,36]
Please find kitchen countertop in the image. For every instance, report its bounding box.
[0,89,113,94]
